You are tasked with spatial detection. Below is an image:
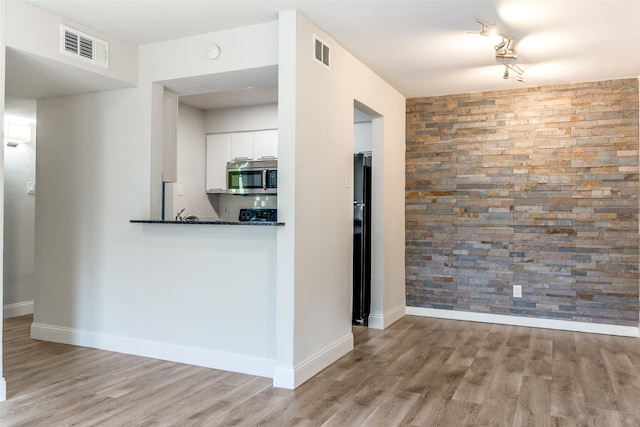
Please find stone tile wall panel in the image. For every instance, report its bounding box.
[406,79,639,326]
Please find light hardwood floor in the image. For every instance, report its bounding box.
[2,314,640,426]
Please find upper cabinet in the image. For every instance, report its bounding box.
[229,129,278,161]
[206,133,231,193]
[230,132,254,160]
[206,129,278,193]
[253,129,278,160]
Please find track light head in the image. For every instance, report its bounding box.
[495,38,510,51]
[496,48,518,60]
[506,63,525,76]
[503,62,526,83]
[476,19,498,37]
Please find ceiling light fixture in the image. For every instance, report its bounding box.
[496,48,518,60]
[495,40,511,52]
[503,62,526,83]
[494,37,518,59]
[475,19,498,37]
[495,39,509,51]
[473,19,526,83]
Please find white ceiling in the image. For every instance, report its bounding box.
[9,0,640,109]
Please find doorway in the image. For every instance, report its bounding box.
[352,105,373,325]
[3,97,37,319]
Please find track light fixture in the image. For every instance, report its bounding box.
[496,48,517,60]
[495,39,509,51]
[475,19,498,37]
[503,62,526,83]
[473,19,525,83]
[494,37,517,60]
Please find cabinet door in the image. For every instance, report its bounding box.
[253,129,278,160]
[162,89,178,182]
[230,132,254,160]
[206,134,231,192]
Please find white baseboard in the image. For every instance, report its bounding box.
[368,303,406,330]
[30,323,276,378]
[3,301,34,318]
[272,364,296,389]
[273,332,353,389]
[407,307,640,338]
[0,377,6,402]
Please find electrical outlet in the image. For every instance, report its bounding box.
[513,285,522,298]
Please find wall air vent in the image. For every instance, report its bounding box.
[60,25,109,68]
[313,34,330,70]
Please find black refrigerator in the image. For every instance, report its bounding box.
[353,153,372,325]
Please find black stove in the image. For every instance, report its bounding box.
[239,208,278,222]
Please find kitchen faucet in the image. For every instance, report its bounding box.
[182,213,200,222]
[175,208,199,222]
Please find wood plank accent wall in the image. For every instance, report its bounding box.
[406,78,639,326]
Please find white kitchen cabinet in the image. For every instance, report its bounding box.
[230,132,254,160]
[253,129,278,159]
[205,129,278,194]
[206,133,231,193]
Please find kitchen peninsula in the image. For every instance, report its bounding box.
[130,219,284,226]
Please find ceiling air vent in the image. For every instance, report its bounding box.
[60,25,109,68]
[313,34,330,70]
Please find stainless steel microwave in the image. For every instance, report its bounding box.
[226,159,277,195]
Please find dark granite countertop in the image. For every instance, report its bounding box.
[130,219,284,226]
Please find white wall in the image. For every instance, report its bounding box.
[0,0,7,402]
[34,87,278,376]
[274,11,406,388]
[141,21,277,84]
[3,98,36,317]
[164,103,217,221]
[32,21,281,378]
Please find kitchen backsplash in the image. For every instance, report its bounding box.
[218,194,277,221]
